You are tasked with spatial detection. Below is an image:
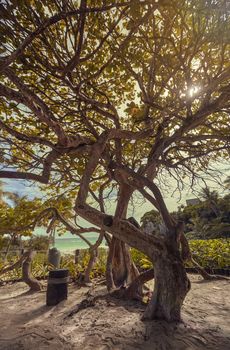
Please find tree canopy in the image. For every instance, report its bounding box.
[0,0,230,322]
[0,1,229,207]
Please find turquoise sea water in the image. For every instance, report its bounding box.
[55,234,107,252]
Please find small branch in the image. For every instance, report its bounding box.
[63,0,87,74]
[0,252,27,276]
[0,1,151,72]
[0,148,61,184]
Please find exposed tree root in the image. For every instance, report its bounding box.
[123,268,154,300]
[180,232,229,281]
[64,280,150,320]
[65,296,98,318]
[191,258,229,281]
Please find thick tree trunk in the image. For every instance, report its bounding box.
[22,251,42,291]
[143,254,190,322]
[106,237,116,290]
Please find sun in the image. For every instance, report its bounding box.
[188,85,200,97]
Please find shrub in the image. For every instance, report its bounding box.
[189,239,230,269]
[131,239,230,270]
[131,248,153,270]
[24,235,50,251]
[0,239,229,282]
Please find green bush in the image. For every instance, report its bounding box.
[131,248,153,270]
[25,235,50,251]
[0,239,229,282]
[0,248,108,282]
[131,239,230,270]
[189,239,230,269]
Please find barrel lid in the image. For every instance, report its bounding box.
[49,269,69,278]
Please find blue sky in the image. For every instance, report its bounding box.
[2,178,42,200]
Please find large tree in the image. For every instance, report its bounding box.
[0,0,230,321]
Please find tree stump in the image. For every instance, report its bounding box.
[46,269,69,306]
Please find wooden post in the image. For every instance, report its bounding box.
[74,249,80,264]
[46,269,69,306]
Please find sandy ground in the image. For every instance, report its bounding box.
[0,275,229,350]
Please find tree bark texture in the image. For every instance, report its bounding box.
[22,251,42,291]
[143,253,190,322]
[124,268,154,300]
[105,184,140,290]
[106,237,139,290]
[84,248,98,283]
[75,204,190,321]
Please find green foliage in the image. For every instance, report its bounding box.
[93,248,108,277]
[140,210,161,226]
[71,248,107,278]
[131,239,230,270]
[141,188,230,239]
[0,236,10,250]
[0,196,42,237]
[0,0,229,202]
[188,239,230,269]
[179,191,230,239]
[24,235,50,251]
[131,248,153,270]
[60,255,79,279]
[0,239,229,283]
[0,1,229,271]
[0,247,108,282]
[0,190,74,248]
